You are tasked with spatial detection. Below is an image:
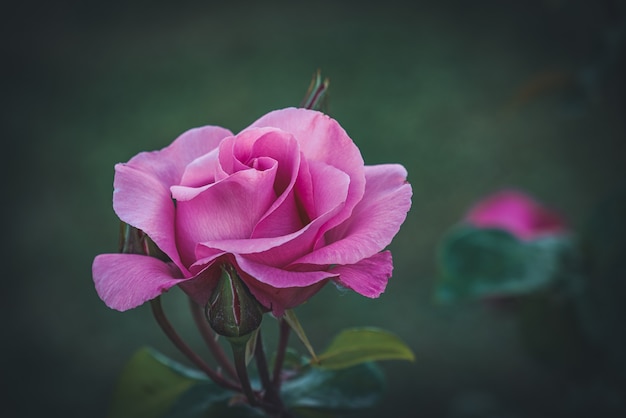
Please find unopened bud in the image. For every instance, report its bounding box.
[119,222,169,261]
[206,264,263,344]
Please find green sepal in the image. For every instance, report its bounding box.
[312,327,415,370]
[300,69,330,112]
[244,327,260,366]
[284,309,318,362]
[435,225,573,302]
[119,222,169,261]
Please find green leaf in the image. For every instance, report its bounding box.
[284,309,318,362]
[282,362,385,411]
[108,347,208,418]
[200,403,268,418]
[167,387,267,418]
[435,226,572,302]
[163,382,234,418]
[312,327,415,370]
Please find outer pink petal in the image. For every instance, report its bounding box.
[125,126,233,187]
[178,263,224,308]
[294,164,412,266]
[235,255,337,288]
[114,126,232,272]
[93,253,184,311]
[332,251,393,298]
[248,108,366,232]
[114,166,183,271]
[245,279,328,317]
[464,189,567,240]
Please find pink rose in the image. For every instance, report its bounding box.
[93,108,412,315]
[464,189,566,240]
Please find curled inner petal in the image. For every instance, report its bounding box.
[173,167,278,266]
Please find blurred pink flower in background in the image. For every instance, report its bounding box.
[465,189,567,240]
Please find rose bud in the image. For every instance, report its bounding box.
[206,264,263,343]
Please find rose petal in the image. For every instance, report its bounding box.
[123,125,233,195]
[217,127,280,177]
[250,130,302,237]
[197,160,351,268]
[179,147,220,187]
[332,251,393,298]
[245,278,328,316]
[113,126,232,272]
[250,158,350,249]
[191,246,227,275]
[178,263,224,308]
[93,253,184,311]
[294,164,412,266]
[251,190,303,238]
[113,165,184,272]
[195,202,341,267]
[173,168,278,265]
[235,254,337,288]
[248,108,366,231]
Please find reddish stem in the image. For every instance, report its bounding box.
[272,317,291,391]
[150,297,240,392]
[188,297,239,382]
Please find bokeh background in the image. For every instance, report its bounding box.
[4,0,625,417]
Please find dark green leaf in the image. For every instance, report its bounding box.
[163,381,234,418]
[203,403,268,418]
[435,226,572,302]
[163,381,263,418]
[282,363,385,411]
[312,327,414,370]
[108,347,207,418]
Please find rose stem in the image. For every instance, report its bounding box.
[271,317,291,390]
[231,343,259,407]
[254,329,283,408]
[150,297,240,392]
[188,297,239,382]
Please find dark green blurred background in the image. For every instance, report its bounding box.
[4,0,625,417]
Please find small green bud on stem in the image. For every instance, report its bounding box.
[206,264,263,345]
